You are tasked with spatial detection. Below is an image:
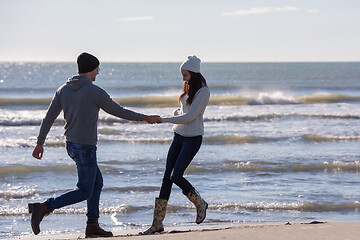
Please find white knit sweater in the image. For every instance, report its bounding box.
[162,86,210,137]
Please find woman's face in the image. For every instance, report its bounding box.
[181,69,191,83]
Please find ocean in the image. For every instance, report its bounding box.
[1,62,360,238]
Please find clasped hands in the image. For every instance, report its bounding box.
[144,115,162,124]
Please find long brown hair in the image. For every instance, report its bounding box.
[179,71,208,105]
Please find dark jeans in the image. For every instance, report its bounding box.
[47,142,103,222]
[159,133,203,200]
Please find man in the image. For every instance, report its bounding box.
[29,52,161,237]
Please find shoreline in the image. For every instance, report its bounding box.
[11,221,360,240]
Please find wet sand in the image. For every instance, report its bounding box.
[15,221,360,240]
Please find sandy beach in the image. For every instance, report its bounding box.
[14,221,360,240]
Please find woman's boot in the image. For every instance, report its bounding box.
[185,188,208,224]
[141,198,168,234]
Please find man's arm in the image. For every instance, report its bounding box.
[93,87,161,123]
[33,92,62,159]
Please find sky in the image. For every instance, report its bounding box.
[0,0,359,62]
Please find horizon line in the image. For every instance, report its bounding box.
[0,60,359,63]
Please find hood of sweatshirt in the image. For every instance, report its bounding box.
[66,75,92,91]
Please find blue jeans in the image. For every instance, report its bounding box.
[159,133,203,200]
[47,142,103,222]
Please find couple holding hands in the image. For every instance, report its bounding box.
[29,52,210,237]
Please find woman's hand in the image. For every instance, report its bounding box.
[144,115,162,124]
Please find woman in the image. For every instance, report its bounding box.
[142,56,210,234]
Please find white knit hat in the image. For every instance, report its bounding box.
[180,55,201,73]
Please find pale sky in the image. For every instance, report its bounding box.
[0,0,359,62]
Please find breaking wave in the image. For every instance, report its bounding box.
[186,160,360,174]
[2,112,360,128]
[211,201,360,212]
[2,201,359,216]
[2,161,359,180]
[2,133,360,148]
[2,92,360,107]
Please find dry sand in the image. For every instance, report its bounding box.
[14,221,360,240]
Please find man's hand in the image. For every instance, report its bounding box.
[144,115,162,124]
[32,144,44,160]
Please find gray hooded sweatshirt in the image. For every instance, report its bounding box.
[37,75,145,146]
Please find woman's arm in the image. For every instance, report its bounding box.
[162,87,210,124]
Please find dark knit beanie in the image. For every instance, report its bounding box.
[77,52,100,74]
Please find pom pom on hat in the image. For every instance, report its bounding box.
[77,52,100,74]
[180,55,201,73]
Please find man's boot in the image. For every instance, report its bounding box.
[28,201,53,235]
[85,219,113,238]
[140,198,168,234]
[185,188,208,224]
